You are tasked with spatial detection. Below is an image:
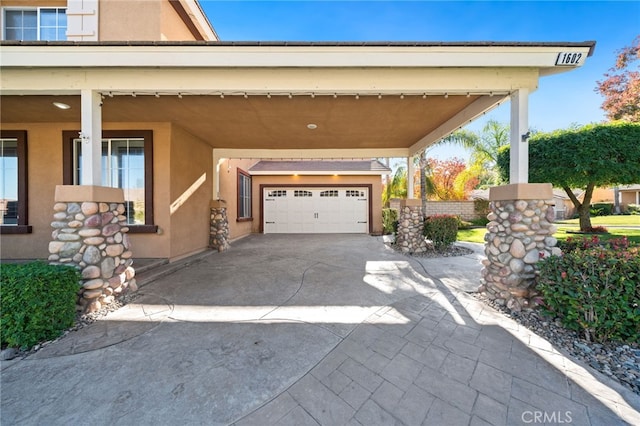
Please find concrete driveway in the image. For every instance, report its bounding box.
[1,234,639,425]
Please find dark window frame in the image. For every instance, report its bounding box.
[63,130,157,233]
[237,168,252,222]
[0,130,31,234]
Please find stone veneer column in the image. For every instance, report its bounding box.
[479,183,561,311]
[209,200,230,252]
[48,185,136,313]
[395,199,428,254]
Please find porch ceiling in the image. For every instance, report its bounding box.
[0,93,486,151]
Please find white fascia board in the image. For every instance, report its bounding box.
[249,170,391,176]
[0,44,593,70]
[0,67,539,95]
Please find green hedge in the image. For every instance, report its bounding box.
[1,262,80,349]
[537,238,640,343]
[423,215,459,249]
[382,208,399,235]
[590,202,614,217]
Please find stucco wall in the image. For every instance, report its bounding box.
[98,0,198,41]
[160,0,197,41]
[99,0,162,41]
[168,124,212,260]
[103,122,171,259]
[591,187,614,203]
[621,191,639,207]
[0,122,68,260]
[218,159,256,241]
[0,121,175,260]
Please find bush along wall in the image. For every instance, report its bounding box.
[536,236,640,344]
[423,215,459,249]
[382,208,399,235]
[1,262,81,349]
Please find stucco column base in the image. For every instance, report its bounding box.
[210,200,230,252]
[479,183,561,311]
[49,185,136,313]
[395,199,429,254]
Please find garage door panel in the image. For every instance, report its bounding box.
[263,187,368,234]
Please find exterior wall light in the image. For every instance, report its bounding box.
[53,102,71,110]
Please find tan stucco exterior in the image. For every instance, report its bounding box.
[168,124,213,260]
[217,158,255,241]
[0,117,385,261]
[621,191,640,207]
[99,0,201,42]
[0,120,217,260]
[0,122,69,259]
[0,0,216,42]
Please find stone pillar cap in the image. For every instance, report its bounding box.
[489,183,552,201]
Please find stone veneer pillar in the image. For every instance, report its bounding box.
[209,200,230,252]
[48,185,136,313]
[395,199,429,254]
[479,183,561,311]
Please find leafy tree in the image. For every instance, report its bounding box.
[382,165,407,207]
[425,158,478,201]
[496,121,640,230]
[595,36,640,122]
[442,119,510,185]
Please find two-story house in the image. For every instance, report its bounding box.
[1,0,595,269]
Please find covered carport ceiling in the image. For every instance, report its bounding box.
[0,93,485,150]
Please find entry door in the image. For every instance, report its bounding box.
[263,187,368,233]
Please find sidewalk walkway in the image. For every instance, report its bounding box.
[1,235,638,425]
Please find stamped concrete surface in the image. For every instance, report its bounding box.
[1,234,639,425]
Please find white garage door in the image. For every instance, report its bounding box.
[264,187,368,233]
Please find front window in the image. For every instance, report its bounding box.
[0,131,30,233]
[3,8,66,41]
[64,131,155,232]
[237,169,252,220]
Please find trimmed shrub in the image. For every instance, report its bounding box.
[590,203,613,216]
[537,239,640,343]
[423,214,458,249]
[382,208,399,235]
[473,198,491,218]
[627,203,640,215]
[1,262,80,349]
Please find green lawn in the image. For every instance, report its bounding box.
[556,215,640,226]
[457,225,640,244]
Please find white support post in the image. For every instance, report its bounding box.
[212,149,226,200]
[80,89,102,186]
[509,88,529,184]
[407,156,415,198]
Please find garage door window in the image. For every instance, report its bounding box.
[320,190,338,197]
[238,169,252,221]
[294,190,312,197]
[268,190,286,197]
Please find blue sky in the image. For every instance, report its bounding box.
[200,0,639,160]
